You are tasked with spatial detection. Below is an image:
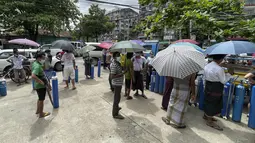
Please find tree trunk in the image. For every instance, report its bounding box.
[86,36,89,42]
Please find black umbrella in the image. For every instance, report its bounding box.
[52,40,75,52]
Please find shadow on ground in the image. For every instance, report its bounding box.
[30,118,53,141]
[79,79,99,85]
[114,115,163,143]
[59,89,78,99]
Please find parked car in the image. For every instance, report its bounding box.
[71,41,84,57]
[39,44,79,57]
[85,42,103,65]
[0,49,62,75]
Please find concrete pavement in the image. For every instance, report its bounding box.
[0,58,254,143]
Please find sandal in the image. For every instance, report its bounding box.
[141,94,148,99]
[206,122,223,131]
[64,86,69,89]
[72,87,76,90]
[39,112,51,118]
[126,96,133,100]
[134,93,139,96]
[161,107,167,111]
[203,115,217,122]
[162,117,170,125]
[170,123,186,129]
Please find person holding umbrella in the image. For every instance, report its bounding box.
[110,52,126,119]
[83,50,92,79]
[203,54,231,131]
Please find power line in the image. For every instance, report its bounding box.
[84,0,140,10]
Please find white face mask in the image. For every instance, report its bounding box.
[40,60,45,64]
[116,57,121,62]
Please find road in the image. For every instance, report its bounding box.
[0,58,254,143]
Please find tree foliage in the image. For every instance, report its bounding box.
[76,4,115,42]
[138,0,255,41]
[0,0,80,41]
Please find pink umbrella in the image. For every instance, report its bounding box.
[8,38,40,47]
[173,39,199,45]
[98,42,113,49]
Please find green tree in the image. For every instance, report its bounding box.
[138,0,254,41]
[77,4,115,42]
[0,0,80,41]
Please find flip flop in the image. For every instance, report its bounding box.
[206,122,223,131]
[64,86,69,89]
[126,96,133,100]
[141,94,148,99]
[169,123,187,129]
[203,115,217,122]
[72,87,76,90]
[161,107,167,111]
[162,117,170,125]
[39,112,51,118]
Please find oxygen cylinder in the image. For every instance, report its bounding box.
[221,81,232,117]
[232,81,245,122]
[198,77,204,110]
[248,85,255,129]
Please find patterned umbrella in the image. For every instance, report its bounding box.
[173,39,199,45]
[151,45,206,79]
[99,42,113,49]
[171,42,204,53]
[130,40,145,45]
[8,38,40,47]
[81,45,96,54]
[109,41,145,53]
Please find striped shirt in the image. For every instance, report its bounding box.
[110,59,124,86]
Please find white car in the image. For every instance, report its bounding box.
[39,44,80,57]
[85,42,103,65]
[0,49,62,74]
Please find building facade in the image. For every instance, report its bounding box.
[244,0,255,15]
[104,8,139,41]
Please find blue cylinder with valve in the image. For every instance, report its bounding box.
[154,73,160,93]
[198,77,204,110]
[232,81,245,122]
[0,79,7,96]
[150,71,156,92]
[75,66,78,83]
[91,65,94,79]
[98,59,101,77]
[221,81,232,118]
[248,85,255,129]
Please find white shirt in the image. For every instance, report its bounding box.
[132,56,146,71]
[8,55,26,69]
[204,61,231,84]
[61,53,75,68]
[146,57,154,65]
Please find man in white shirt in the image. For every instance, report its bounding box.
[203,54,231,131]
[61,50,76,90]
[7,48,28,86]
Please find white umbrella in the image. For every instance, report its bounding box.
[151,45,206,79]
[109,41,145,53]
[81,45,96,54]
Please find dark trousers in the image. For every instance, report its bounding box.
[146,71,151,89]
[109,74,113,91]
[112,86,122,116]
[161,77,174,109]
[103,55,107,69]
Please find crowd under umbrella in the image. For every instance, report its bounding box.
[205,41,255,55]
[98,42,113,49]
[52,40,75,52]
[173,39,199,45]
[8,38,40,47]
[109,41,145,53]
[151,45,206,79]
[170,42,204,53]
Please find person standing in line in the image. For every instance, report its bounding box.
[110,52,126,119]
[32,52,51,118]
[83,50,91,79]
[161,76,174,111]
[102,48,107,69]
[61,50,76,90]
[132,52,147,99]
[244,72,255,117]
[145,52,154,90]
[124,53,134,100]
[107,51,114,92]
[7,48,28,86]
[162,73,196,128]
[56,50,65,81]
[203,54,231,131]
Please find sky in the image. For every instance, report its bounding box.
[76,0,139,14]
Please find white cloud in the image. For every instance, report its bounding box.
[76,0,139,14]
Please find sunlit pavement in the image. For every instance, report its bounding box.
[0,58,254,143]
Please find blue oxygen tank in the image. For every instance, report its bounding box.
[75,66,78,83]
[221,81,232,117]
[232,81,245,122]
[0,79,7,96]
[248,85,255,129]
[150,71,156,92]
[198,77,204,110]
[159,76,164,94]
[155,73,160,93]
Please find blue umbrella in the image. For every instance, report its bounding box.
[170,42,204,53]
[205,41,255,55]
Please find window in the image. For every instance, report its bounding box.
[0,52,13,59]
[143,45,152,51]
[92,45,103,51]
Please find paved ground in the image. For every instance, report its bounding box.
[0,58,254,143]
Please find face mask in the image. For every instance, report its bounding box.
[40,60,45,64]
[116,57,121,62]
